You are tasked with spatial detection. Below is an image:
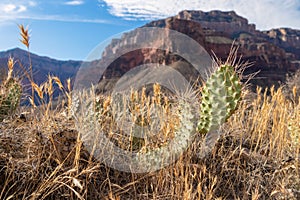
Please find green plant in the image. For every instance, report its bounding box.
[198,63,242,134]
[0,57,22,121]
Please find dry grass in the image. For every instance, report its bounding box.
[0,81,299,199]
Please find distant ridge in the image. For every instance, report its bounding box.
[0,47,81,85]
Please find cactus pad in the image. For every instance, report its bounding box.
[198,64,242,134]
[0,77,22,121]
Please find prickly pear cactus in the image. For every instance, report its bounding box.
[198,64,242,134]
[0,73,22,121]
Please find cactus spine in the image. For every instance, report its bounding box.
[0,57,22,121]
[198,64,242,134]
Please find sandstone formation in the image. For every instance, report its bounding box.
[96,10,300,92]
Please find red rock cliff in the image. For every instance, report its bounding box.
[95,10,300,92]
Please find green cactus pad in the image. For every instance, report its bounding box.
[0,78,22,121]
[198,65,241,134]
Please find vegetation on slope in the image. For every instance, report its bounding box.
[0,25,299,200]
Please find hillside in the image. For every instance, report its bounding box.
[0,48,81,87]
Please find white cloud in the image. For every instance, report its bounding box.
[65,0,84,6]
[1,4,27,13]
[0,0,113,26]
[28,1,37,7]
[2,4,17,13]
[0,1,36,15]
[0,14,113,25]
[18,5,27,12]
[28,15,110,24]
[100,0,300,30]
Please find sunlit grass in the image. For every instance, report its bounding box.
[0,75,299,199]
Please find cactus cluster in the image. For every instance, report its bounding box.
[198,64,242,134]
[0,58,22,121]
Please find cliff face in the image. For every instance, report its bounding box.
[263,28,300,60]
[177,10,259,36]
[94,18,207,93]
[97,10,300,92]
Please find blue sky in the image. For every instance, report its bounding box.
[0,0,300,61]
